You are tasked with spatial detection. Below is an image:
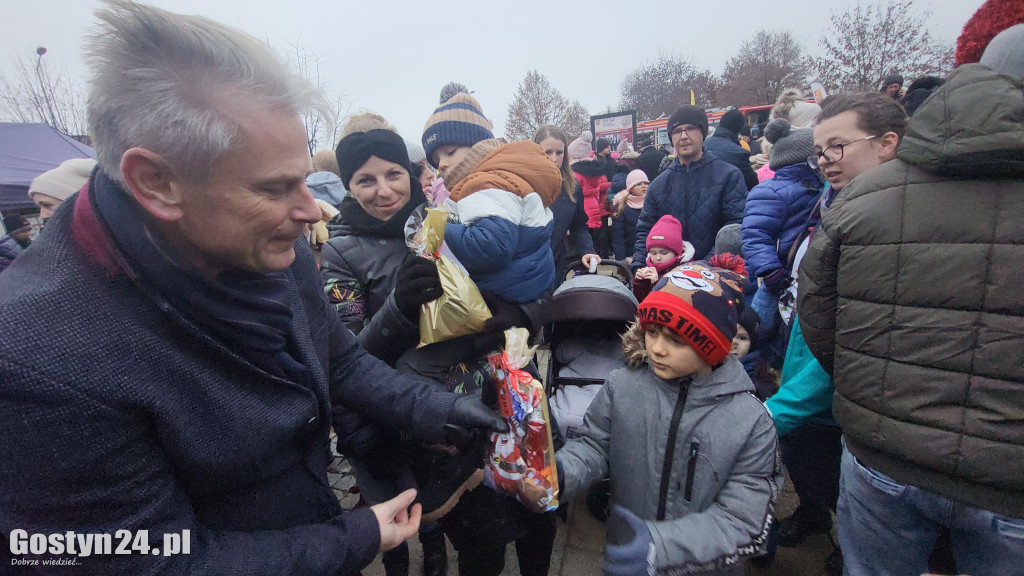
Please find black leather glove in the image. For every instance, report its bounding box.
[448,394,508,433]
[394,255,443,318]
[471,330,506,359]
[762,268,792,296]
[481,291,531,332]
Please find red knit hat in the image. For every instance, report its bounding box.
[638,260,748,366]
[955,0,1024,66]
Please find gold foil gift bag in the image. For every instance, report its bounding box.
[405,207,491,347]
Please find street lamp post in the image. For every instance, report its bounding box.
[34,46,60,130]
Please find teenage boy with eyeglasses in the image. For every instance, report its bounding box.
[799,28,1024,574]
[630,105,747,270]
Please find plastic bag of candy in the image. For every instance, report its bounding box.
[482,328,559,511]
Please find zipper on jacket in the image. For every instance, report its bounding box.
[657,381,689,521]
[684,441,699,501]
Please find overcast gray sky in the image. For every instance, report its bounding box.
[2,0,986,148]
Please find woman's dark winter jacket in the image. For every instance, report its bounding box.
[799,64,1024,518]
[550,182,596,283]
[631,152,747,267]
[595,153,617,181]
[636,145,667,183]
[610,163,631,195]
[319,192,425,366]
[0,181,460,575]
[0,233,26,272]
[741,163,823,278]
[611,204,641,261]
[703,127,759,191]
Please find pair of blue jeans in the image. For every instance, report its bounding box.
[838,443,1024,576]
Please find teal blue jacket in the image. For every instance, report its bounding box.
[765,316,837,437]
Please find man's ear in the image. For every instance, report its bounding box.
[879,131,901,160]
[120,147,185,222]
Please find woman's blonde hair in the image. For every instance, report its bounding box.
[311,149,339,175]
[341,111,395,139]
[533,124,576,202]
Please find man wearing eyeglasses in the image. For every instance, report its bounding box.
[798,25,1024,576]
[630,105,747,269]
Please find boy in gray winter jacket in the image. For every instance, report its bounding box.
[551,259,782,575]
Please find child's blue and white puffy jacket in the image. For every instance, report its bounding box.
[442,140,561,303]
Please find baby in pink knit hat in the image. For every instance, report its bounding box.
[633,214,695,301]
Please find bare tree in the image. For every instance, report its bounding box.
[815,0,954,92]
[560,100,591,142]
[0,48,87,137]
[619,54,721,121]
[288,42,348,155]
[504,70,589,142]
[718,30,812,106]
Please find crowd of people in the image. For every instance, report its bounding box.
[1,0,1022,575]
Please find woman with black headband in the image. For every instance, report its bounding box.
[320,128,452,576]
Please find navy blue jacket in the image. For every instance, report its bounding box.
[631,151,747,267]
[635,146,667,183]
[703,127,759,191]
[0,190,459,575]
[0,234,25,272]
[549,185,595,283]
[611,204,641,261]
[741,163,823,278]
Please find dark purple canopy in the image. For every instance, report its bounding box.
[0,123,95,211]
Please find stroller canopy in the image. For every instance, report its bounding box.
[549,274,638,324]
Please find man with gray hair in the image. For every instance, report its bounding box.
[0,1,505,574]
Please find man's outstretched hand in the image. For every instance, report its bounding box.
[371,489,422,552]
[448,394,508,433]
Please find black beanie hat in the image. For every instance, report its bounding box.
[3,214,29,233]
[881,74,904,89]
[595,138,611,153]
[335,129,411,189]
[719,109,745,133]
[667,105,708,138]
[738,305,760,351]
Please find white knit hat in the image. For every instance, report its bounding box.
[29,158,96,201]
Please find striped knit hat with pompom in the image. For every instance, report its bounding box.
[422,93,494,165]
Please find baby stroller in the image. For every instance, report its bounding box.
[544,260,638,521]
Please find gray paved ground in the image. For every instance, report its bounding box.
[329,437,833,576]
